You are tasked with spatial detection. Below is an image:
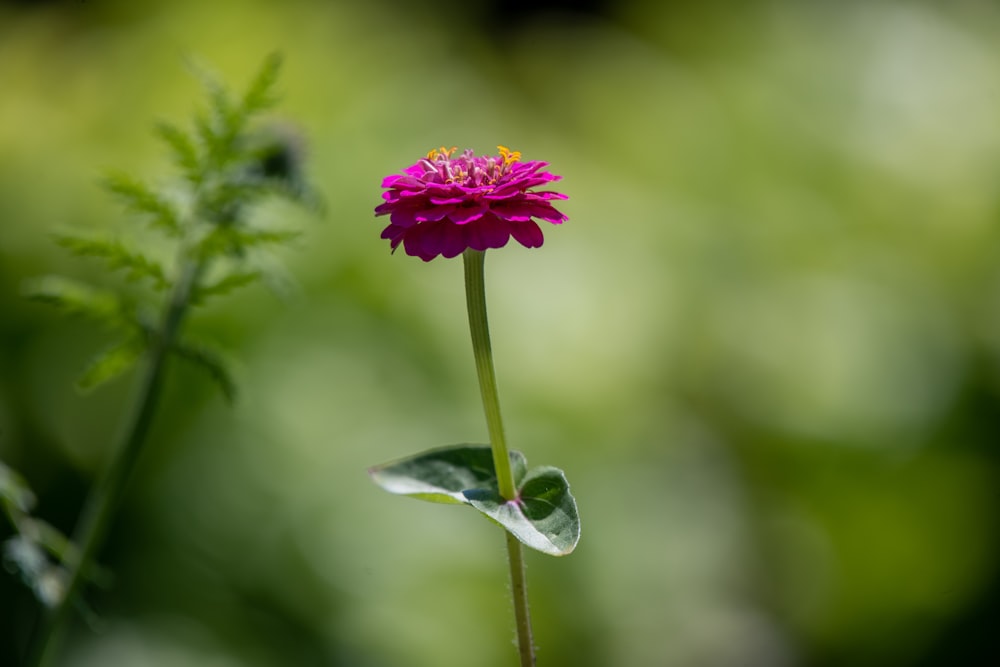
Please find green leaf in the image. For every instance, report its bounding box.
[196,226,301,261]
[241,52,282,116]
[0,460,36,515]
[369,445,526,505]
[155,120,200,183]
[53,233,169,289]
[171,338,238,402]
[191,270,260,304]
[103,171,182,236]
[22,276,127,326]
[369,445,581,556]
[465,466,580,557]
[77,337,145,393]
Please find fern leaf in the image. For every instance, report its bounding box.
[191,270,261,305]
[171,338,238,402]
[241,52,282,116]
[234,227,302,248]
[53,233,169,289]
[22,276,127,326]
[154,121,200,183]
[103,172,182,236]
[198,225,301,259]
[76,337,145,393]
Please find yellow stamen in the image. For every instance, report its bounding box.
[426,146,458,160]
[498,145,521,166]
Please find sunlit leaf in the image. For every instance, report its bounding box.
[369,445,580,556]
[464,466,580,556]
[369,444,526,505]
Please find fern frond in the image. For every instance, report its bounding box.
[241,52,282,117]
[22,276,129,326]
[191,270,261,305]
[76,337,146,393]
[103,172,183,236]
[53,234,169,289]
[232,227,302,248]
[171,338,238,402]
[154,121,200,184]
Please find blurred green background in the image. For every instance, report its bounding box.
[2,0,999,665]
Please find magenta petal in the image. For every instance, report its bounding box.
[414,205,454,222]
[510,220,544,248]
[491,202,535,222]
[377,148,567,260]
[438,223,467,258]
[402,226,435,261]
[526,191,569,201]
[380,224,406,252]
[429,195,466,205]
[389,206,421,227]
[492,201,566,224]
[465,214,511,251]
[528,203,568,224]
[449,201,488,224]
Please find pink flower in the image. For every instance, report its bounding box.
[376,146,568,261]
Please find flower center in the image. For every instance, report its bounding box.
[421,145,521,187]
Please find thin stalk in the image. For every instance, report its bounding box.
[463,249,535,666]
[26,257,203,667]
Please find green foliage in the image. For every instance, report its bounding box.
[369,445,581,556]
[28,53,316,396]
[171,337,239,402]
[76,337,147,394]
[0,460,105,608]
[101,171,183,237]
[53,233,169,289]
[22,276,134,327]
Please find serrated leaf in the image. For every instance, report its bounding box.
[155,120,200,183]
[464,466,580,556]
[53,233,169,289]
[196,225,300,260]
[171,338,238,402]
[241,52,282,116]
[369,445,580,556]
[103,172,182,236]
[234,227,302,247]
[369,445,526,505]
[77,338,145,393]
[22,276,127,326]
[191,270,260,305]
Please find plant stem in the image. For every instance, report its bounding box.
[463,249,535,666]
[463,250,516,500]
[505,530,535,667]
[26,258,203,667]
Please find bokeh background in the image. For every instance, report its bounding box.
[2,0,999,665]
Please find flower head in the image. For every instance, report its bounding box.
[375,146,568,261]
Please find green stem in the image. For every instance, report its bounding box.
[506,531,535,667]
[463,249,535,666]
[26,258,203,667]
[463,250,516,500]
